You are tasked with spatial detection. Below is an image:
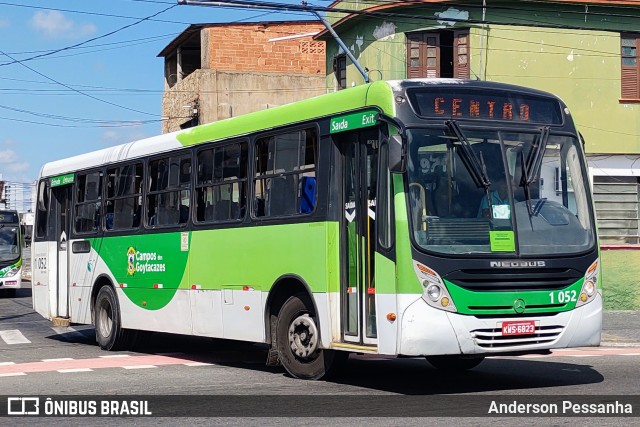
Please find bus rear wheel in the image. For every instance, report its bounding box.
[94,285,131,351]
[425,355,485,371]
[276,293,343,380]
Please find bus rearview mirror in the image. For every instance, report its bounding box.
[388,134,406,173]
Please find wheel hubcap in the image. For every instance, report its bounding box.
[288,314,318,358]
[98,302,113,338]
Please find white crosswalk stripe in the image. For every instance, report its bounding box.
[0,329,31,345]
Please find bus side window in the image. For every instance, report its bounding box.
[195,141,247,223]
[35,180,50,239]
[254,128,317,218]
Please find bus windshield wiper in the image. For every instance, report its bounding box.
[445,121,490,190]
[526,126,550,185]
[520,126,550,215]
[446,120,493,218]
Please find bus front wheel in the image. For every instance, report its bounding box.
[276,293,344,380]
[94,285,131,351]
[425,355,485,371]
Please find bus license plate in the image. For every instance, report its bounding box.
[501,320,536,336]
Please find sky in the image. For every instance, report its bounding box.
[0,0,317,188]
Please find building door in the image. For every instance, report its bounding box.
[338,128,379,345]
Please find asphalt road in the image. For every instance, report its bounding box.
[1,283,639,426]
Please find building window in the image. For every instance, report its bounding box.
[195,142,247,223]
[253,128,317,218]
[334,54,347,89]
[407,29,469,79]
[593,176,639,245]
[621,34,639,100]
[147,155,191,227]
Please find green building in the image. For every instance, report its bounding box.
[318,0,640,309]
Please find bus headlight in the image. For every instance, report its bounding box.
[426,284,441,301]
[414,261,457,313]
[5,267,19,277]
[576,259,599,308]
[583,279,596,297]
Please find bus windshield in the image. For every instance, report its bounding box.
[406,127,595,256]
[0,225,21,262]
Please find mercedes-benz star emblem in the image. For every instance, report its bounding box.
[513,298,526,314]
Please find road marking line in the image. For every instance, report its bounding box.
[57,368,93,373]
[0,362,16,366]
[568,354,599,357]
[123,365,157,369]
[183,362,214,367]
[0,372,26,377]
[42,358,74,362]
[0,330,31,345]
[616,353,640,356]
[99,354,132,358]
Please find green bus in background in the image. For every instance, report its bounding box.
[33,79,601,379]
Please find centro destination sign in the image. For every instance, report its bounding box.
[330,110,378,134]
[50,173,75,187]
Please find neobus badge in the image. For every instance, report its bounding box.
[490,261,546,268]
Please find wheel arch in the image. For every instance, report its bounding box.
[264,274,318,345]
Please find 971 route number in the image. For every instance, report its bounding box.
[549,290,577,304]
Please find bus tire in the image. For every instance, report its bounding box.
[94,285,130,351]
[1,289,16,298]
[276,293,343,380]
[425,355,484,371]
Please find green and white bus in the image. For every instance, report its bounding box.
[33,79,601,379]
[0,209,23,297]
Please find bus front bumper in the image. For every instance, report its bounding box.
[399,293,602,356]
[0,278,21,289]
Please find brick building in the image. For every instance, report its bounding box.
[159,22,327,133]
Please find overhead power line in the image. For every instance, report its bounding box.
[0,4,178,68]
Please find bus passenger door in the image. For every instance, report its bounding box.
[338,128,379,346]
[51,185,72,319]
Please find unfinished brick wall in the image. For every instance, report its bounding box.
[206,22,326,75]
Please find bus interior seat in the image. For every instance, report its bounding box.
[179,204,189,223]
[204,202,214,221]
[157,206,179,225]
[113,212,133,229]
[299,176,316,213]
[266,175,296,216]
[213,200,238,220]
[105,213,114,229]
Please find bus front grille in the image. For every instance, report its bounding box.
[471,325,564,349]
[444,268,582,291]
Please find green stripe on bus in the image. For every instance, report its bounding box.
[445,278,585,315]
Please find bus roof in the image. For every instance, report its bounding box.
[39,81,395,179]
[38,78,563,179]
